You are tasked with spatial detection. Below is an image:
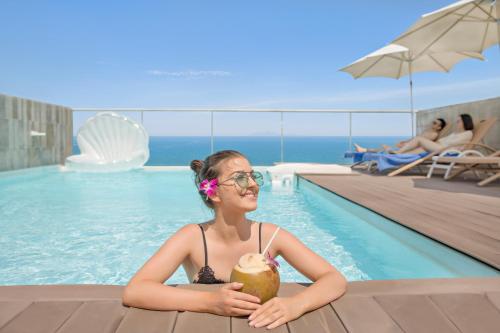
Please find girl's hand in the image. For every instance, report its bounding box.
[209,282,262,317]
[248,297,304,329]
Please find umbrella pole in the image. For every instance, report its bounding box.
[408,61,415,137]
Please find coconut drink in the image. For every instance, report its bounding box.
[230,226,281,304]
[230,252,280,304]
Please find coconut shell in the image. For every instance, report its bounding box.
[230,264,280,304]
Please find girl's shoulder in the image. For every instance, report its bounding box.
[257,221,280,231]
[258,222,290,243]
[174,222,209,239]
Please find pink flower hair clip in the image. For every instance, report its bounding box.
[265,251,280,269]
[199,178,218,200]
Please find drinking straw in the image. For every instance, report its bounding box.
[262,226,280,255]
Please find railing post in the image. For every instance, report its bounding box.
[210,111,214,154]
[140,111,144,124]
[280,112,284,163]
[348,112,352,151]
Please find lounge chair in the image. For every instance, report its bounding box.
[427,144,498,180]
[427,151,500,186]
[386,117,497,177]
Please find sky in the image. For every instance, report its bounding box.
[0,0,499,136]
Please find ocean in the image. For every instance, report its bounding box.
[72,136,407,166]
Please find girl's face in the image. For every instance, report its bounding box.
[211,157,259,213]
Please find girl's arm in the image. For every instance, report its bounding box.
[122,224,213,312]
[248,224,347,329]
[275,225,347,312]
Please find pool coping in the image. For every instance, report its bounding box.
[1,279,500,332]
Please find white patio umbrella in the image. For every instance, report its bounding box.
[392,0,499,57]
[339,43,484,136]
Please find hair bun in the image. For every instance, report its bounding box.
[190,159,204,174]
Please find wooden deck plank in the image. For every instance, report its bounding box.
[174,311,230,333]
[0,301,82,333]
[299,173,500,269]
[0,301,31,329]
[430,294,500,333]
[57,300,127,333]
[232,316,289,333]
[287,304,347,333]
[374,295,459,333]
[486,292,500,312]
[345,278,500,295]
[115,308,177,333]
[332,296,403,333]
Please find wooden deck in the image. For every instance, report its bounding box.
[1,279,500,333]
[299,173,500,270]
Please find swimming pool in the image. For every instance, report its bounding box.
[0,166,498,285]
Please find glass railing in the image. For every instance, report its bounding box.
[72,108,413,166]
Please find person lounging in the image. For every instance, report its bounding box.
[354,118,447,153]
[388,114,473,154]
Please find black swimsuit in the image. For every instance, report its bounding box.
[192,222,263,284]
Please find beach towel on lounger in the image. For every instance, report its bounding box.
[344,151,422,167]
[362,151,460,172]
[368,152,429,171]
[344,151,365,163]
[345,151,430,166]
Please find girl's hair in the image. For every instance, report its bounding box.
[190,150,246,208]
[436,118,446,131]
[460,114,474,131]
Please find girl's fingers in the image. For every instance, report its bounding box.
[230,299,261,311]
[230,307,254,317]
[266,316,286,329]
[248,300,273,320]
[250,307,281,326]
[232,291,261,304]
[252,310,282,328]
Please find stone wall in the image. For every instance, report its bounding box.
[0,94,73,171]
[417,96,500,149]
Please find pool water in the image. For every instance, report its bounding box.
[0,166,497,285]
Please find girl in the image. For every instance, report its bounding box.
[122,150,347,329]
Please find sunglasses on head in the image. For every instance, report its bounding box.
[219,171,264,191]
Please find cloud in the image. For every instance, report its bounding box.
[147,69,232,78]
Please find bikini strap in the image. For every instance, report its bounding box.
[197,224,208,266]
[259,222,262,254]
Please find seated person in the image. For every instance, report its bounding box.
[388,114,474,154]
[354,118,447,153]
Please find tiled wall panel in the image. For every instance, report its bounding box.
[0,94,73,171]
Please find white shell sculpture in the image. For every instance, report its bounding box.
[65,112,150,172]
